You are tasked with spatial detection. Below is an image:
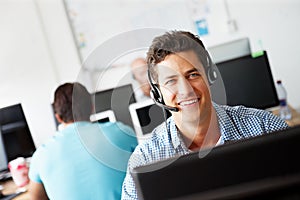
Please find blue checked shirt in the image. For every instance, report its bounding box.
[121,103,289,200]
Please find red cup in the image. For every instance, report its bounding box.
[8,157,29,187]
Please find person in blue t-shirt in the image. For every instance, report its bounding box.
[29,82,138,200]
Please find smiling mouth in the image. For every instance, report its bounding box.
[178,98,200,106]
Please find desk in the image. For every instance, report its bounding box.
[272,105,300,127]
[0,179,29,200]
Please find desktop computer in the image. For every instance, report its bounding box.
[131,125,300,200]
[0,104,35,179]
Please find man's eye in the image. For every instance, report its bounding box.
[189,73,201,78]
[165,79,175,85]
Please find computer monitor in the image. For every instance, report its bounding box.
[131,125,300,200]
[215,51,279,109]
[90,110,116,123]
[207,37,251,64]
[0,129,7,172]
[0,104,35,173]
[93,84,136,128]
[129,99,171,143]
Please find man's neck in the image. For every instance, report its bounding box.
[179,109,221,151]
[58,121,74,131]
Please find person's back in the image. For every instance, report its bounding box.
[30,121,137,199]
[29,82,138,200]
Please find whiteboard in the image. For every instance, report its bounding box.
[64,0,196,63]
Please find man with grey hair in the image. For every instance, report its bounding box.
[130,57,151,102]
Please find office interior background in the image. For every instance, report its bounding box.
[0,0,300,148]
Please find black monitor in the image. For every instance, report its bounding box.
[129,99,171,143]
[215,51,279,109]
[131,125,300,200]
[0,104,35,173]
[93,84,136,128]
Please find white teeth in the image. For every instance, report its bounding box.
[180,99,197,106]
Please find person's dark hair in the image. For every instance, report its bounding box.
[146,30,211,82]
[53,82,92,122]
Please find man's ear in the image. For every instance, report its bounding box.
[55,114,64,124]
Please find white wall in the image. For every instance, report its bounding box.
[36,0,81,83]
[226,0,300,110]
[195,0,300,109]
[0,0,80,147]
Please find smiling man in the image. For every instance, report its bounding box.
[157,50,220,151]
[121,30,288,200]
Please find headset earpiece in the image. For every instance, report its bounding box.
[207,65,218,85]
[150,84,163,103]
[205,52,218,85]
[148,69,163,103]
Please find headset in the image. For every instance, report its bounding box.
[147,50,218,113]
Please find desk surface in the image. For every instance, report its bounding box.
[272,105,300,127]
[0,179,29,200]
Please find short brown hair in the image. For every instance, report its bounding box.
[146,30,211,83]
[53,82,92,122]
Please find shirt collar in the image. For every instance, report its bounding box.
[168,103,239,150]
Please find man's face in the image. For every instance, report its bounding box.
[156,50,213,125]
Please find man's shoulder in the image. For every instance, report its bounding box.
[30,132,66,165]
[38,132,65,149]
[35,123,85,154]
[128,119,175,169]
[78,121,136,139]
[133,125,166,155]
[217,104,275,119]
[215,104,288,140]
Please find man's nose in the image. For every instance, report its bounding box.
[177,77,194,96]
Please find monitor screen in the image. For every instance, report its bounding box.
[0,104,35,172]
[93,84,136,128]
[215,51,279,109]
[90,110,116,123]
[129,99,171,143]
[131,125,300,200]
[0,129,7,172]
